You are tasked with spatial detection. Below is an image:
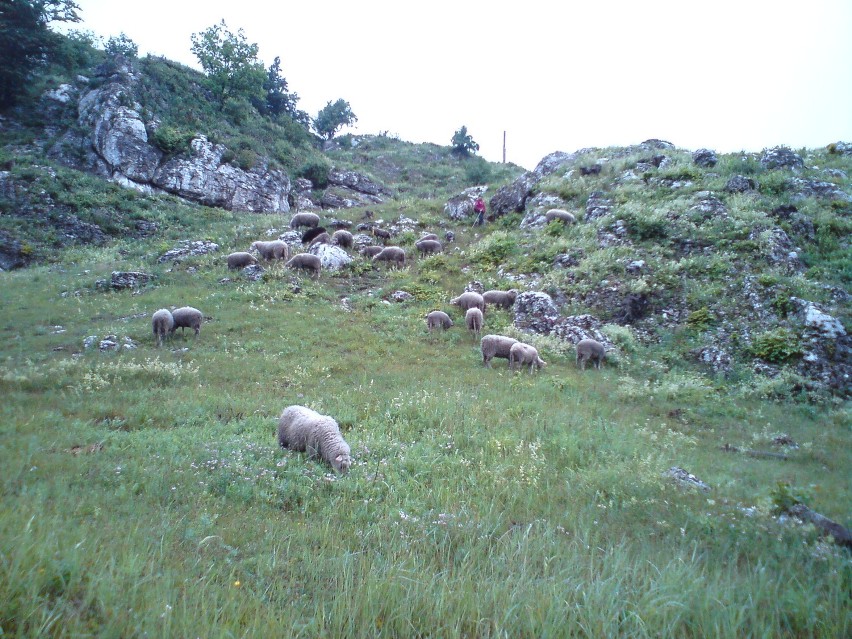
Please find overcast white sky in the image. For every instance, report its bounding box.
[63,0,852,170]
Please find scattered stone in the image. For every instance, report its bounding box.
[551,314,610,347]
[692,148,718,167]
[626,259,646,274]
[464,281,484,294]
[108,271,154,289]
[242,264,264,281]
[585,191,613,221]
[664,467,711,492]
[691,346,732,374]
[390,290,413,303]
[157,240,220,263]
[760,146,804,170]
[513,291,560,335]
[726,175,757,193]
[554,252,583,268]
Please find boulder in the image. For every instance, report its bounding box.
[108,271,154,289]
[0,231,28,271]
[489,151,576,217]
[725,175,757,193]
[444,186,487,221]
[513,291,560,335]
[760,146,804,170]
[692,148,718,167]
[320,185,383,209]
[585,191,613,221]
[157,240,220,264]
[308,243,352,271]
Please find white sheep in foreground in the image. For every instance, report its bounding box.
[509,342,547,373]
[480,334,518,368]
[290,212,321,229]
[576,338,605,370]
[465,307,483,336]
[544,209,576,224]
[171,306,203,336]
[277,405,352,473]
[426,310,454,331]
[415,239,442,255]
[251,240,289,261]
[482,289,518,310]
[227,251,258,269]
[151,308,174,346]
[286,253,322,276]
[450,291,485,313]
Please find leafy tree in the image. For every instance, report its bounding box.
[313,99,357,140]
[0,0,81,108]
[190,20,266,109]
[451,125,479,157]
[105,32,137,58]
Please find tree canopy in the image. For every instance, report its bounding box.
[190,20,266,109]
[313,99,358,140]
[0,0,81,108]
[451,125,480,157]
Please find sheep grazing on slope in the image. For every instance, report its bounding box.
[151,308,174,346]
[171,306,203,336]
[426,310,454,332]
[331,229,354,249]
[227,251,258,270]
[465,307,483,336]
[302,227,328,244]
[290,212,321,229]
[308,232,331,247]
[419,233,439,242]
[372,227,392,243]
[251,240,289,261]
[576,338,605,370]
[359,245,384,258]
[544,209,576,225]
[277,405,352,474]
[286,253,322,276]
[482,289,518,310]
[415,238,443,255]
[372,246,406,268]
[480,334,519,368]
[509,342,547,373]
[450,291,485,313]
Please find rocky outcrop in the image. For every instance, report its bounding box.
[489,151,576,217]
[760,146,804,170]
[513,291,560,335]
[444,186,487,221]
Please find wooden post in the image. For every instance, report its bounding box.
[503,131,506,164]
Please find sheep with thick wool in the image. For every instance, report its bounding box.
[171,306,203,336]
[544,209,576,225]
[251,240,289,261]
[290,212,321,229]
[426,310,454,331]
[286,253,322,276]
[509,342,547,373]
[450,291,485,313]
[465,307,483,336]
[151,308,174,346]
[277,405,352,474]
[372,246,406,268]
[480,334,519,368]
[482,289,518,310]
[331,229,354,248]
[415,239,442,255]
[227,252,258,270]
[576,338,605,370]
[360,245,383,258]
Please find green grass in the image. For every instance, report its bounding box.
[1,206,849,637]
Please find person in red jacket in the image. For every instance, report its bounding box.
[473,196,486,226]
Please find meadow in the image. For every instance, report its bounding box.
[1,206,849,638]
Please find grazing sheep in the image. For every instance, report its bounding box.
[482,289,518,310]
[302,227,328,244]
[509,342,547,373]
[151,308,174,346]
[308,232,331,247]
[480,334,519,368]
[419,233,439,242]
[372,227,392,242]
[372,246,406,268]
[290,212,321,229]
[360,245,384,258]
[171,306,203,336]
[277,405,352,474]
[450,291,485,313]
[331,229,354,248]
[251,240,289,261]
[465,307,483,336]
[227,251,258,270]
[576,338,605,370]
[286,253,322,276]
[426,310,454,332]
[415,239,443,255]
[544,209,576,225]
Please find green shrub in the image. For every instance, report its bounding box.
[297,161,331,188]
[748,328,802,363]
[686,307,715,331]
[149,125,193,155]
[469,231,518,268]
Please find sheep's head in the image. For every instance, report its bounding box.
[332,452,352,474]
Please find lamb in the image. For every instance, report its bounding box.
[277,405,352,474]
[331,229,354,248]
[480,334,519,368]
[482,289,518,310]
[151,308,174,346]
[372,246,406,268]
[415,238,443,255]
[426,310,454,331]
[359,245,384,258]
[227,251,258,270]
[450,291,485,313]
[171,306,203,336]
[286,253,322,276]
[290,212,321,229]
[509,342,547,373]
[372,227,392,242]
[576,338,605,370]
[465,307,483,336]
[251,240,289,261]
[544,209,576,225]
[302,227,327,244]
